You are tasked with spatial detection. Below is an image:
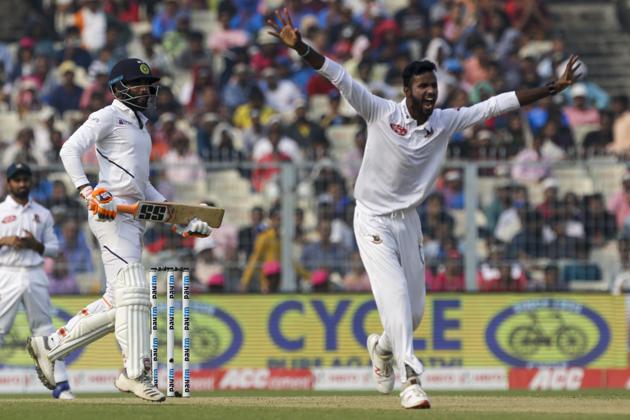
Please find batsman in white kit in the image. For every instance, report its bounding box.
[26,58,212,402]
[0,163,73,399]
[268,9,582,409]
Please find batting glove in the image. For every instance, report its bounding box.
[89,187,118,222]
[172,218,211,238]
[78,185,94,204]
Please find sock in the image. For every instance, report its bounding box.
[54,360,68,383]
[375,336,392,358]
[404,364,420,386]
[375,342,392,359]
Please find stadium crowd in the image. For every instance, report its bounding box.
[1,0,630,294]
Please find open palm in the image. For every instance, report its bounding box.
[267,8,301,49]
[557,54,582,91]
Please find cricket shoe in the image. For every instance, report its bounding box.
[26,336,56,390]
[400,377,431,409]
[52,381,75,400]
[115,369,166,402]
[366,334,394,394]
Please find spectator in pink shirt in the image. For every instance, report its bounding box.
[208,9,250,53]
[562,83,600,130]
[511,136,553,182]
[608,173,630,229]
[163,132,205,186]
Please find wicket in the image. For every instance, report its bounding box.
[149,266,191,398]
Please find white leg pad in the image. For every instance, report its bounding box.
[115,263,150,380]
[48,309,115,362]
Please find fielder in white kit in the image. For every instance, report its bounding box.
[268,9,581,409]
[0,163,74,399]
[26,58,211,402]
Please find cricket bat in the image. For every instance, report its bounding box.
[90,200,225,227]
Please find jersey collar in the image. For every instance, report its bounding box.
[400,98,432,132]
[112,99,149,125]
[6,194,32,209]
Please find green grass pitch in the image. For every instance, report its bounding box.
[3,390,629,420]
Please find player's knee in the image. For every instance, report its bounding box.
[115,263,149,307]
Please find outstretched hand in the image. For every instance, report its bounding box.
[556,54,582,92]
[267,8,302,49]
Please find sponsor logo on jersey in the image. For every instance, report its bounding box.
[1,215,16,224]
[33,214,40,223]
[389,123,408,136]
[424,127,434,138]
[118,118,133,126]
[370,234,382,244]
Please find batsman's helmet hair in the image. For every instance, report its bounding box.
[402,60,437,88]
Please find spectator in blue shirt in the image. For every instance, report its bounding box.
[57,219,94,276]
[45,61,83,116]
[301,218,351,277]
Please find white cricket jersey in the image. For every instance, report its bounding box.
[60,99,165,204]
[0,195,59,267]
[318,57,521,216]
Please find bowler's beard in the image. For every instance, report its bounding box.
[411,95,430,117]
[11,188,29,201]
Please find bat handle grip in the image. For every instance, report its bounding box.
[117,203,139,215]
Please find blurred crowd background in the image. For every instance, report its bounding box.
[1,0,630,294]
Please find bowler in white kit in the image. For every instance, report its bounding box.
[26,58,211,402]
[0,163,73,399]
[268,8,581,408]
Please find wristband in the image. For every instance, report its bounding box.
[546,81,558,96]
[298,45,311,58]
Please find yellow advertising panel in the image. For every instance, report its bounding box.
[1,294,626,369]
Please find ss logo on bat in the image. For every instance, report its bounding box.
[138,203,168,221]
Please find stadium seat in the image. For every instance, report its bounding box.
[587,160,627,201]
[553,165,594,195]
[562,261,608,291]
[0,112,21,144]
[325,124,359,162]
[309,94,330,121]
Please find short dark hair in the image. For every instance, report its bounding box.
[402,60,437,88]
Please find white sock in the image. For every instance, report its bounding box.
[54,360,68,383]
[375,337,392,358]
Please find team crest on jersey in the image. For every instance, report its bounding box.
[390,123,408,136]
[370,234,383,244]
[33,214,40,223]
[424,127,434,138]
[2,215,16,224]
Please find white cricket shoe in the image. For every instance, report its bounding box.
[53,381,75,400]
[115,369,166,402]
[57,390,76,400]
[26,336,56,390]
[400,378,431,409]
[366,334,394,394]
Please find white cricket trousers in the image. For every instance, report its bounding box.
[57,215,144,335]
[354,205,426,382]
[0,266,68,383]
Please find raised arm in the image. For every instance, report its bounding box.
[445,55,582,133]
[267,8,392,123]
[515,55,582,106]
